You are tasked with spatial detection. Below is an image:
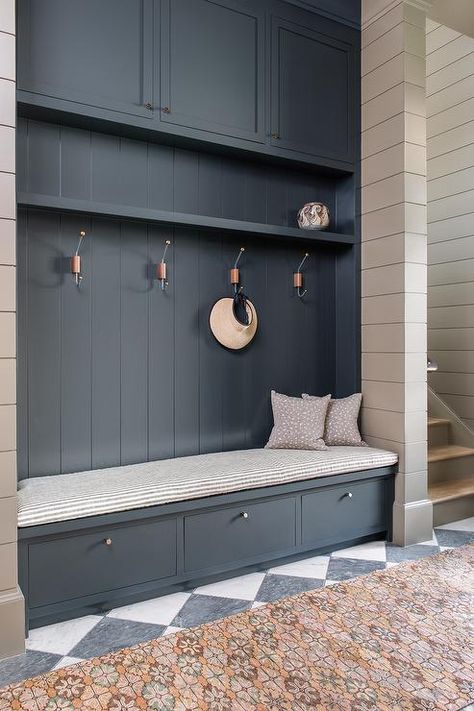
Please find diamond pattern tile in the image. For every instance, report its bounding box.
[0,517,472,688]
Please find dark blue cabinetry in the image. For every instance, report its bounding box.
[17,0,358,170]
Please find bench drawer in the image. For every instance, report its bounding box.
[302,478,388,547]
[29,518,177,608]
[184,497,297,572]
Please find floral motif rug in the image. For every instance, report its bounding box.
[1,545,473,711]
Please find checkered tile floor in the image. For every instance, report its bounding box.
[1,517,473,688]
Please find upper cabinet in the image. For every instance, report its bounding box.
[160,0,265,142]
[17,0,358,171]
[270,13,354,164]
[17,0,155,119]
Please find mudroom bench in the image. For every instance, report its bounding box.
[18,447,397,630]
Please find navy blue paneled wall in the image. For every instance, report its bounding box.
[16,119,350,233]
[17,208,338,479]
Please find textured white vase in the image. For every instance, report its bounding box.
[297,202,330,230]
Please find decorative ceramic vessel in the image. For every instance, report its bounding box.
[297,202,330,230]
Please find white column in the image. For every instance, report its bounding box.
[0,0,25,658]
[361,0,433,545]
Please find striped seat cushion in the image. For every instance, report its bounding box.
[17,447,398,527]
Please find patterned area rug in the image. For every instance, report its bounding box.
[1,546,473,711]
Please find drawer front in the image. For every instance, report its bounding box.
[29,518,177,608]
[185,497,297,572]
[302,478,388,547]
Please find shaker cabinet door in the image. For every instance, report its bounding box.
[17,0,155,120]
[160,0,265,142]
[270,15,354,163]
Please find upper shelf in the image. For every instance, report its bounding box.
[17,193,356,248]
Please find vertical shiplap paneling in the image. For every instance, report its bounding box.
[120,221,149,464]
[27,210,62,476]
[173,150,199,214]
[18,209,342,475]
[60,126,92,201]
[118,138,148,208]
[16,210,28,478]
[91,133,122,205]
[242,241,269,447]
[221,238,248,451]
[18,120,344,231]
[148,225,175,461]
[60,213,92,473]
[90,217,121,469]
[198,232,224,454]
[148,143,174,211]
[173,227,200,456]
[198,154,222,218]
[27,121,60,197]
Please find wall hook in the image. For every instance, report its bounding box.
[71,230,86,286]
[230,247,245,293]
[293,252,309,298]
[156,240,171,291]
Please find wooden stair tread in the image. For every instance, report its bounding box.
[428,445,474,463]
[429,479,474,504]
[428,417,450,427]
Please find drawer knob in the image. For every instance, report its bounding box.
[240,511,249,519]
[104,537,113,546]
[271,132,280,140]
[144,102,153,111]
[345,492,353,499]
[161,106,171,114]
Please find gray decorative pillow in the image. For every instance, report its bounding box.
[303,392,367,447]
[265,391,330,450]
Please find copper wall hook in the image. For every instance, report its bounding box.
[71,230,86,286]
[230,247,245,293]
[294,253,309,298]
[156,240,171,291]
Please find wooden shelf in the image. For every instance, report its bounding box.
[17,192,356,248]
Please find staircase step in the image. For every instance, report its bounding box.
[429,479,474,504]
[428,445,474,463]
[428,417,450,428]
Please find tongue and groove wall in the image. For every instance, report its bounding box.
[15,0,360,479]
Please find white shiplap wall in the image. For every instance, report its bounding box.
[427,21,474,431]
[0,0,25,659]
[361,0,432,546]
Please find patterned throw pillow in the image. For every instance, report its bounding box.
[265,391,330,450]
[303,392,366,447]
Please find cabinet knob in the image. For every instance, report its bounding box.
[271,132,280,140]
[104,537,113,546]
[144,102,153,111]
[161,106,171,114]
[240,511,249,519]
[344,492,353,499]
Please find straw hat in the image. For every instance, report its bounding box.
[209,297,258,350]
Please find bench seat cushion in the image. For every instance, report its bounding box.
[17,447,398,527]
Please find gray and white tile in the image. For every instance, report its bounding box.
[0,650,62,687]
[69,617,167,658]
[194,572,266,601]
[267,555,329,579]
[326,557,386,581]
[3,516,473,689]
[386,543,439,563]
[107,592,192,626]
[171,594,250,628]
[256,573,324,603]
[26,614,103,656]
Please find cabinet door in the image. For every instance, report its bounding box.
[160,0,265,142]
[18,0,155,120]
[270,15,354,163]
